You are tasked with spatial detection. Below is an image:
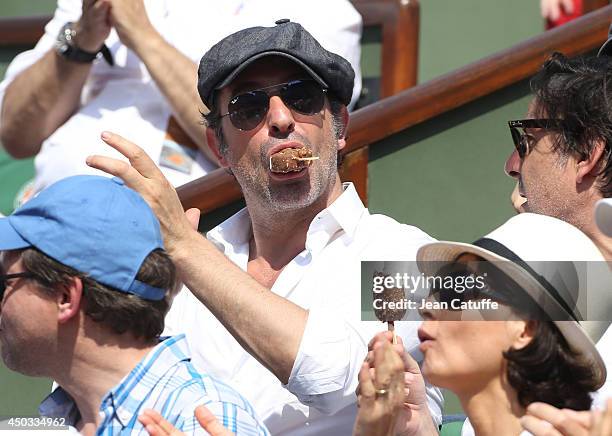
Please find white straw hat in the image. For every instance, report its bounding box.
[417,213,607,388]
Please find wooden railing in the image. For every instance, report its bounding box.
[0,15,48,46]
[352,0,420,97]
[177,4,612,212]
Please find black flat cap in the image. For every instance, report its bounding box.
[197,19,355,108]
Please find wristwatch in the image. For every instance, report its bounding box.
[55,22,113,65]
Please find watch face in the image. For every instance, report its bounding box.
[58,43,70,55]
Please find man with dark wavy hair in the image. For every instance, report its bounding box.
[504,52,612,262]
[499,48,612,436]
[0,175,267,435]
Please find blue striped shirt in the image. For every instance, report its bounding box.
[39,334,269,435]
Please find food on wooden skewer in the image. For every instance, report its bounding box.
[269,147,319,173]
[373,272,407,344]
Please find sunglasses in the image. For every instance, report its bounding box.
[220,79,328,131]
[508,119,563,158]
[0,272,35,301]
[429,261,537,313]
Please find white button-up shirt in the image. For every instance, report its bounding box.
[164,183,443,435]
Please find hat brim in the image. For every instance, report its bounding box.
[417,241,607,389]
[215,51,329,92]
[0,217,31,251]
[595,199,612,237]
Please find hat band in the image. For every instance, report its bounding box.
[473,238,580,321]
[128,280,166,301]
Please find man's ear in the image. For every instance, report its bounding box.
[576,140,606,184]
[510,319,537,350]
[206,127,229,167]
[56,277,84,324]
[336,106,349,152]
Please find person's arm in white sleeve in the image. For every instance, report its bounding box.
[286,306,443,423]
[0,0,111,158]
[106,0,217,164]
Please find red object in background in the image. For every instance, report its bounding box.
[546,0,583,29]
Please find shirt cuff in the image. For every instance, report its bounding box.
[285,306,363,413]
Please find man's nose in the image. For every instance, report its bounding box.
[504,149,521,179]
[267,95,295,137]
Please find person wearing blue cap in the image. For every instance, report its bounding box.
[0,175,268,435]
[87,19,443,436]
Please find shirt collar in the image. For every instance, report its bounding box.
[38,387,81,426]
[104,334,191,427]
[206,207,252,255]
[206,182,367,256]
[39,335,191,429]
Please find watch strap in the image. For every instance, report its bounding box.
[56,22,114,66]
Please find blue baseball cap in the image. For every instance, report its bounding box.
[0,175,165,300]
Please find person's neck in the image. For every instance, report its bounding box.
[53,331,156,435]
[247,178,344,271]
[458,380,524,436]
[572,188,612,262]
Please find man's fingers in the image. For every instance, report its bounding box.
[99,131,165,179]
[185,208,201,231]
[194,405,235,436]
[374,341,401,390]
[358,361,376,400]
[592,399,612,435]
[139,414,166,436]
[395,342,420,374]
[86,154,150,189]
[368,331,393,350]
[523,403,589,436]
[527,403,589,430]
[520,415,565,436]
[139,409,184,435]
[561,0,574,14]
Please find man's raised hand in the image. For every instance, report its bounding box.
[86,131,199,254]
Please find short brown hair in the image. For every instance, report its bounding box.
[504,321,599,410]
[20,247,176,340]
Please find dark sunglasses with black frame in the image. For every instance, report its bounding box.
[508,119,565,158]
[0,272,35,301]
[221,79,328,131]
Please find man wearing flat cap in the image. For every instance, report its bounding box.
[88,20,443,435]
[0,175,267,435]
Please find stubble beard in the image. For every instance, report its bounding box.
[229,133,339,213]
[521,174,577,225]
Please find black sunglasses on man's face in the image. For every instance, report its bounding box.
[0,272,35,302]
[507,119,564,158]
[221,79,328,131]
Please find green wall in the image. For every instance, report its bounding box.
[0,0,546,418]
[369,81,532,243]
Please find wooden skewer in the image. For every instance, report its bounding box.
[294,156,320,161]
[388,321,397,344]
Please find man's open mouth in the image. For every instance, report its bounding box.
[269,147,319,174]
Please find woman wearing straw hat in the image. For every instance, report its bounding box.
[414,212,608,435]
